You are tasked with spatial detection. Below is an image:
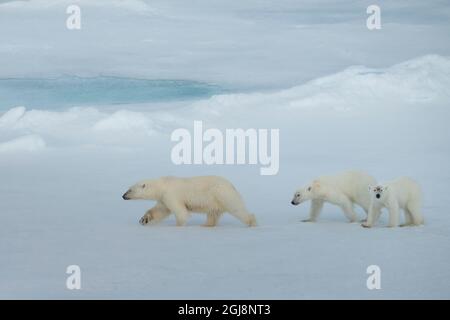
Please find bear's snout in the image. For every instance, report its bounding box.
[122,191,131,200]
[376,194,381,199]
[291,200,298,205]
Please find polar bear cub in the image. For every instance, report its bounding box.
[362,177,424,228]
[291,171,377,222]
[122,176,257,227]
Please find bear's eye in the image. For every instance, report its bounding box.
[307,187,311,191]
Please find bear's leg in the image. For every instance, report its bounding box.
[362,203,383,228]
[202,212,221,227]
[203,213,216,227]
[229,209,257,227]
[217,188,257,227]
[362,203,377,228]
[303,200,324,222]
[400,208,413,227]
[174,209,189,227]
[222,198,256,227]
[339,197,358,222]
[140,211,171,225]
[139,204,171,226]
[361,205,370,222]
[164,201,190,226]
[387,202,400,227]
[407,201,424,225]
[211,213,223,226]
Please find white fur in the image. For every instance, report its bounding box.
[291,171,377,222]
[123,176,257,227]
[362,177,424,228]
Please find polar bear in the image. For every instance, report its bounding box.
[362,177,424,228]
[291,171,377,222]
[122,176,257,227]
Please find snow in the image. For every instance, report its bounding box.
[0,134,46,153]
[1,0,450,88]
[1,0,450,299]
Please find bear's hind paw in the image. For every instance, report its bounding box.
[201,223,216,227]
[399,223,412,227]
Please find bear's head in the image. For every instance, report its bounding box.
[369,185,388,200]
[291,180,321,205]
[122,180,160,200]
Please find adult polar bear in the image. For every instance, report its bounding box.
[291,171,376,222]
[122,176,257,227]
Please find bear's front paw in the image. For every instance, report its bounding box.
[361,222,371,228]
[139,215,152,225]
[301,219,315,223]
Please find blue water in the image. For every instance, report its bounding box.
[0,76,224,111]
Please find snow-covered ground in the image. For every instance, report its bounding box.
[1,0,450,299]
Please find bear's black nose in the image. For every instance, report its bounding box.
[376,194,381,199]
[291,200,297,205]
[122,193,130,200]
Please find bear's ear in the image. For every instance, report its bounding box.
[384,186,388,191]
[368,185,373,192]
